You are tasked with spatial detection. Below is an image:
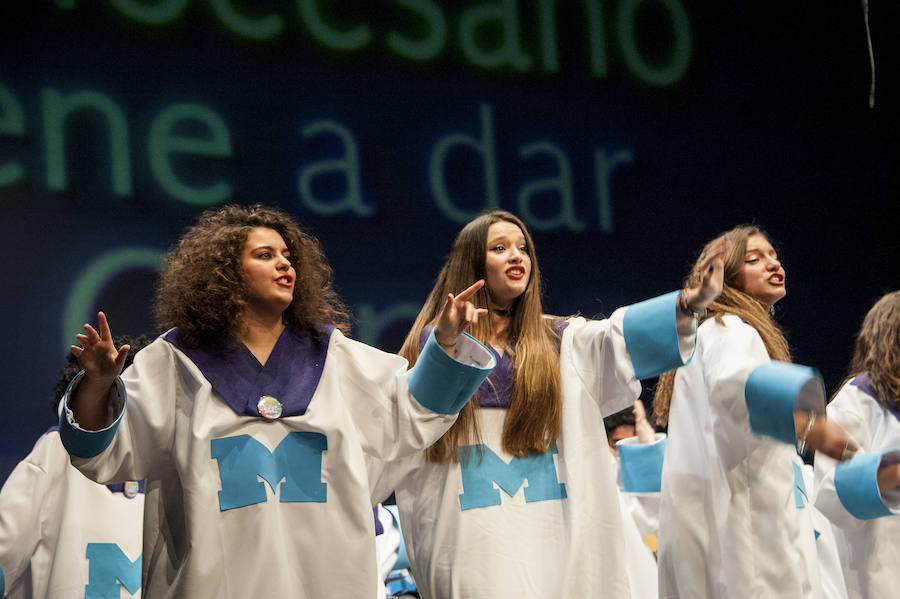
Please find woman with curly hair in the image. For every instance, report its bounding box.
[652,224,856,599]
[56,204,495,599]
[814,290,900,598]
[380,210,727,598]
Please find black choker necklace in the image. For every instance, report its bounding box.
[493,308,512,317]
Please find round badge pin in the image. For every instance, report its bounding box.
[258,395,283,420]
[124,481,140,498]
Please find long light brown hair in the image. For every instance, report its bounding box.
[653,225,791,426]
[399,211,562,462]
[847,290,900,407]
[155,204,351,350]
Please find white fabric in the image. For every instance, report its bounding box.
[612,451,660,599]
[389,311,668,599]
[814,381,900,598]
[801,465,848,599]
[658,315,822,598]
[64,330,490,599]
[0,430,143,599]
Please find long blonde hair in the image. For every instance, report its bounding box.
[653,225,791,426]
[847,290,900,407]
[399,211,562,461]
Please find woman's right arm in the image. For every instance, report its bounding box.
[68,312,130,431]
[60,322,176,485]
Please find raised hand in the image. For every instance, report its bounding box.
[67,312,130,430]
[685,233,730,312]
[435,280,488,354]
[71,311,130,385]
[632,400,657,444]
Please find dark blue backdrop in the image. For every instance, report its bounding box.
[1,1,898,484]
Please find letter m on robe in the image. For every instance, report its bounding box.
[85,543,141,599]
[458,443,567,511]
[211,432,328,510]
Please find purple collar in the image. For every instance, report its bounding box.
[420,320,567,409]
[164,325,334,418]
[851,373,900,422]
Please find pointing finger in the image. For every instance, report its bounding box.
[98,311,113,341]
[454,280,485,304]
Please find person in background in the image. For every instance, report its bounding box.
[58,204,495,598]
[814,290,900,598]
[0,335,150,599]
[375,503,419,598]
[653,224,857,598]
[605,400,666,598]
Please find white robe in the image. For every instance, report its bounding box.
[0,429,143,599]
[658,315,823,599]
[814,378,900,599]
[385,292,696,599]
[59,327,493,599]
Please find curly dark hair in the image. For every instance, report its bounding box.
[54,334,153,417]
[154,204,351,350]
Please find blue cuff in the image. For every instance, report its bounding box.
[618,437,666,492]
[835,450,896,520]
[623,291,687,379]
[58,372,125,459]
[744,361,824,444]
[386,571,418,596]
[408,331,494,415]
[384,504,410,571]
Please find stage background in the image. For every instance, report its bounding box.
[1,1,897,484]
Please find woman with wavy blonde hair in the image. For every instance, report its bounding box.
[814,290,900,598]
[387,210,727,598]
[653,224,856,599]
[53,204,496,599]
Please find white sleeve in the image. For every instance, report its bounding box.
[334,330,493,465]
[0,433,60,592]
[566,290,696,418]
[59,338,177,484]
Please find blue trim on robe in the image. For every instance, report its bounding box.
[408,331,494,415]
[835,449,895,519]
[622,291,688,379]
[165,325,333,418]
[384,504,410,571]
[852,373,900,422]
[58,372,126,459]
[744,361,824,444]
[386,570,418,596]
[618,437,666,493]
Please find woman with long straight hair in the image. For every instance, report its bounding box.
[385,210,727,598]
[653,224,855,599]
[814,290,900,598]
